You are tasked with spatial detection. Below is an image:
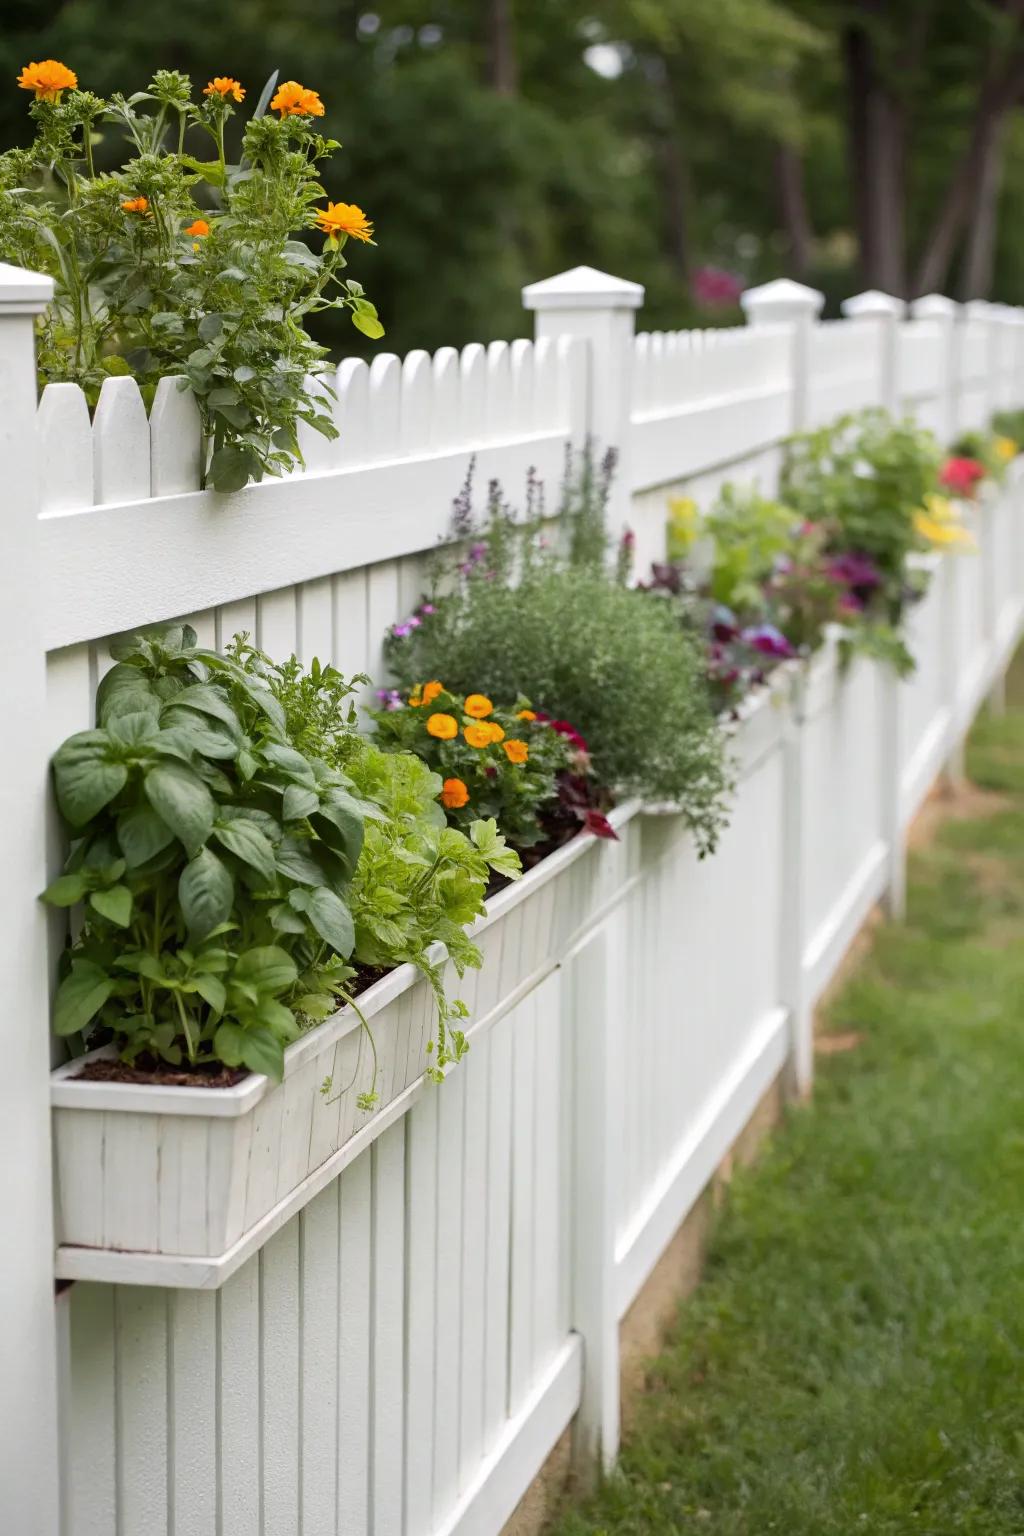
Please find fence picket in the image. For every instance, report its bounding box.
[431,346,461,451]
[368,353,402,463]
[485,339,513,442]
[400,349,434,456]
[38,383,93,513]
[92,375,150,505]
[150,376,202,495]
[336,357,372,467]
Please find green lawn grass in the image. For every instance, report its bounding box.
[552,707,1024,1536]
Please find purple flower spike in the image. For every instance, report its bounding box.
[392,622,412,639]
[419,603,436,615]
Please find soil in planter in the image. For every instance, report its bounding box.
[71,962,395,1088]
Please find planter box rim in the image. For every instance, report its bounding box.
[50,799,642,1118]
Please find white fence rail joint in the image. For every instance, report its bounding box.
[0,255,1022,1533]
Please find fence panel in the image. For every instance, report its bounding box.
[0,260,1019,1533]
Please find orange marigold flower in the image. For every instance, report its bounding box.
[464,693,493,719]
[464,723,494,749]
[315,201,374,243]
[203,77,245,103]
[270,80,325,118]
[486,722,505,743]
[121,196,150,215]
[503,739,529,765]
[184,219,210,237]
[17,60,77,102]
[440,777,469,809]
[426,712,458,740]
[421,680,444,707]
[517,709,537,721]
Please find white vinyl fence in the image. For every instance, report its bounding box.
[2,259,1024,1536]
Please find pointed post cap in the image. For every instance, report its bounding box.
[0,261,53,315]
[522,265,645,312]
[740,278,824,326]
[909,293,959,321]
[841,289,905,319]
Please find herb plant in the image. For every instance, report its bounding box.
[1,64,383,491]
[384,458,731,854]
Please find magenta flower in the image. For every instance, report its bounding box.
[827,552,882,592]
[741,623,795,659]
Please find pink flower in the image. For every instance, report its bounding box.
[940,457,986,498]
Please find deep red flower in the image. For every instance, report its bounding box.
[939,457,986,498]
[583,808,618,840]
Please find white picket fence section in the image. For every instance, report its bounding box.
[3,260,1024,1536]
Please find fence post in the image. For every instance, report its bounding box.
[841,288,906,412]
[522,264,644,542]
[0,262,60,1534]
[740,278,824,432]
[841,290,909,919]
[910,293,960,442]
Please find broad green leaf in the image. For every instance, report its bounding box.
[145,759,215,856]
[351,310,385,340]
[269,902,307,935]
[233,945,298,994]
[41,872,89,907]
[53,732,128,826]
[282,783,319,821]
[275,836,326,886]
[106,710,160,749]
[168,685,242,738]
[239,1026,284,1081]
[256,997,301,1041]
[53,959,114,1036]
[158,710,239,760]
[313,794,364,872]
[96,663,161,724]
[179,847,234,939]
[213,1019,245,1066]
[213,819,277,883]
[117,804,176,868]
[263,742,316,785]
[192,973,226,1015]
[90,884,133,927]
[307,886,355,957]
[207,443,256,494]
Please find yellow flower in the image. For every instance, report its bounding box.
[914,507,975,550]
[995,435,1018,463]
[464,723,493,749]
[464,693,493,719]
[426,712,458,740]
[503,739,529,765]
[421,680,444,707]
[18,60,77,102]
[486,722,505,743]
[185,219,210,238]
[315,202,374,244]
[270,80,325,118]
[440,777,469,809]
[667,496,700,558]
[120,196,150,215]
[203,77,245,103]
[517,709,537,721]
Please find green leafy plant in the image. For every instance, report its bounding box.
[0,64,383,491]
[384,458,731,854]
[703,486,801,612]
[43,625,367,1084]
[247,645,522,1077]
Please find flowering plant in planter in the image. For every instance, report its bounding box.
[44,628,520,1090]
[913,493,975,550]
[0,64,382,491]
[371,682,616,856]
[383,456,731,853]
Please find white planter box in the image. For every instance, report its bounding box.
[51,802,640,1287]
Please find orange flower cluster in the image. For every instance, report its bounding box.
[441,778,469,809]
[120,196,150,215]
[17,59,77,101]
[203,77,245,103]
[185,219,210,238]
[270,80,325,118]
[315,202,374,244]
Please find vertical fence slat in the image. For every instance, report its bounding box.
[431,346,461,452]
[336,357,372,467]
[404,1091,439,1534]
[93,376,150,505]
[150,375,202,495]
[169,1291,217,1536]
[338,1155,372,1532]
[116,1288,169,1536]
[508,991,538,1414]
[299,1188,341,1536]
[38,383,94,513]
[485,339,512,442]
[368,354,402,463]
[459,1037,490,1483]
[295,370,339,474]
[432,1069,466,1522]
[260,1224,301,1536]
[65,1285,117,1536]
[372,1122,407,1536]
[458,342,487,445]
[400,349,434,456]
[298,575,334,665]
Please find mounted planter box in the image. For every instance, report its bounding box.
[51,802,640,1288]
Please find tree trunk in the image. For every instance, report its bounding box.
[842,16,907,293]
[960,113,1011,299]
[486,0,518,96]
[775,143,813,277]
[914,2,1024,295]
